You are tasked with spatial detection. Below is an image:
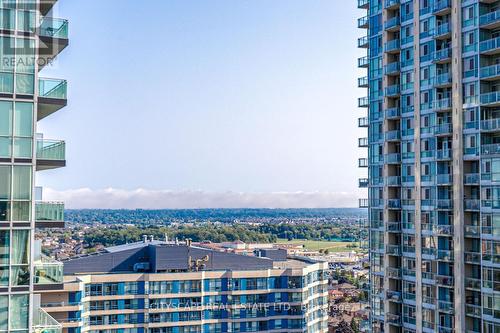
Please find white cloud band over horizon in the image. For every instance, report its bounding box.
[43,188,360,210]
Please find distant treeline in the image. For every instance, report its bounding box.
[66,208,367,225]
[81,222,366,249]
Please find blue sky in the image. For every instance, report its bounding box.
[38,0,366,208]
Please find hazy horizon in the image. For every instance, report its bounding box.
[38,0,365,209]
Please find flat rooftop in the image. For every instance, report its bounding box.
[62,240,315,275]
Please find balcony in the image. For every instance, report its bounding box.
[36,139,66,171]
[33,307,62,333]
[386,313,401,326]
[386,222,401,232]
[464,225,480,238]
[36,201,65,228]
[38,17,69,70]
[465,304,482,318]
[481,118,500,132]
[386,244,401,256]
[384,153,401,164]
[385,16,400,31]
[384,61,400,76]
[384,39,401,53]
[385,84,400,97]
[387,199,401,209]
[464,199,480,211]
[437,249,454,261]
[464,251,481,264]
[434,123,452,136]
[480,37,500,55]
[358,96,369,107]
[465,277,481,290]
[358,76,368,88]
[432,0,451,15]
[34,254,63,290]
[358,56,369,68]
[432,97,452,111]
[386,267,401,279]
[359,199,369,208]
[438,300,454,314]
[358,36,369,48]
[358,16,369,29]
[434,224,453,236]
[385,130,400,141]
[386,107,400,119]
[436,173,452,185]
[386,290,402,302]
[436,149,452,161]
[358,158,368,167]
[38,78,68,120]
[437,199,453,210]
[358,117,369,128]
[481,91,500,106]
[434,72,452,87]
[480,10,500,29]
[433,22,451,39]
[436,274,454,286]
[359,178,369,188]
[480,64,500,81]
[482,143,500,156]
[358,0,369,9]
[432,48,452,63]
[358,137,368,147]
[386,176,401,186]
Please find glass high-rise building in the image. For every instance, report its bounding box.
[0,0,68,332]
[358,0,500,332]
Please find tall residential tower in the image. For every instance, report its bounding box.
[358,0,500,332]
[0,0,68,332]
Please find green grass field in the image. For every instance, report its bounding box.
[276,239,359,253]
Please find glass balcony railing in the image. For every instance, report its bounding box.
[358,56,369,68]
[384,0,399,9]
[384,39,400,52]
[434,72,451,86]
[481,91,500,105]
[39,78,67,100]
[35,201,64,222]
[359,199,369,208]
[482,118,500,131]
[480,64,500,79]
[480,37,500,53]
[480,10,500,27]
[39,17,68,39]
[37,139,66,161]
[358,158,368,167]
[432,97,452,111]
[358,96,369,107]
[358,76,368,87]
[385,61,400,75]
[358,0,369,9]
[433,48,452,62]
[358,137,368,147]
[33,307,62,333]
[358,36,369,48]
[434,22,451,37]
[34,254,63,285]
[433,0,451,14]
[385,16,400,30]
[385,84,400,97]
[482,143,500,156]
[434,123,452,135]
[385,107,400,118]
[358,16,369,28]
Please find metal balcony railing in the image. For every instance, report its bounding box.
[481,118,500,131]
[482,143,500,156]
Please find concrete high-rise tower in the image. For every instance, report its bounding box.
[357,0,499,332]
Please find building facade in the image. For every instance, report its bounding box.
[40,241,329,333]
[358,0,500,332]
[0,0,68,332]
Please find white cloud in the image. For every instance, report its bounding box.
[43,188,361,209]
